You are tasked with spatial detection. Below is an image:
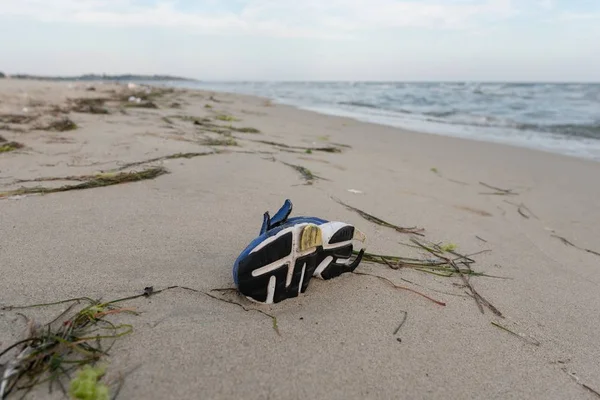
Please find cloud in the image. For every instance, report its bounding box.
[559,12,600,21]
[535,0,554,10]
[1,0,518,37]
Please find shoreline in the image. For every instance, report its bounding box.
[169,81,600,163]
[2,79,600,399]
[278,100,600,165]
[184,84,600,168]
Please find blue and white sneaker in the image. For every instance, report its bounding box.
[233,199,367,304]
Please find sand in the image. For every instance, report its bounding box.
[1,79,599,399]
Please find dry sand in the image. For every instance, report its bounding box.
[1,79,599,399]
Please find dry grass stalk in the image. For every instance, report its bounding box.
[43,117,78,132]
[393,311,408,335]
[251,139,342,153]
[332,197,425,236]
[409,238,503,316]
[0,167,167,198]
[561,368,600,398]
[353,272,445,306]
[176,115,260,135]
[0,125,27,133]
[503,200,537,219]
[116,152,217,170]
[0,114,36,124]
[551,234,600,258]
[358,236,506,315]
[68,98,110,114]
[479,182,518,196]
[201,137,238,147]
[491,321,540,346]
[281,162,324,184]
[232,127,260,134]
[215,114,239,122]
[123,101,158,109]
[0,141,24,153]
[207,289,280,336]
[359,246,502,280]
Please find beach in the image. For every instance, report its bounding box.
[1,79,599,399]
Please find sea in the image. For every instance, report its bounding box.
[166,81,600,161]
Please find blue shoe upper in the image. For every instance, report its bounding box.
[265,199,293,233]
[233,199,328,286]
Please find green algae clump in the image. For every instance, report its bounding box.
[69,365,110,400]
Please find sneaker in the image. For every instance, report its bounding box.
[233,199,366,304]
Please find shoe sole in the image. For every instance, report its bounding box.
[236,222,365,304]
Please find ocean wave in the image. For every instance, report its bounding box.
[338,101,379,109]
[338,102,600,139]
[423,110,458,118]
[536,123,600,140]
[338,101,416,115]
[422,113,600,140]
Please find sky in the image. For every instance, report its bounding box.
[1,0,599,81]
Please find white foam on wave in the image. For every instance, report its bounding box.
[302,103,600,161]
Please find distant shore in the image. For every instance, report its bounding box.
[0,73,197,82]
